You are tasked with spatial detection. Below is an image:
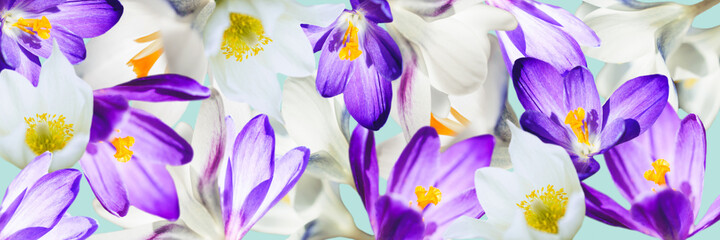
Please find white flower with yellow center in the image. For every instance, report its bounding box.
[445,123,585,240]
[0,43,93,171]
[203,0,344,120]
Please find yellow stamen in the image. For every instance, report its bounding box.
[111,136,135,163]
[338,21,362,61]
[24,113,74,155]
[12,16,52,39]
[127,31,164,78]
[517,185,568,234]
[678,78,699,89]
[430,108,470,136]
[221,13,272,61]
[644,159,670,187]
[415,186,442,210]
[564,107,590,145]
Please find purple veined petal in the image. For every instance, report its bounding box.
[223,114,275,238]
[603,140,656,202]
[630,189,693,240]
[635,104,680,164]
[671,114,706,218]
[563,66,602,134]
[519,110,574,151]
[316,25,355,97]
[343,63,393,130]
[301,23,335,53]
[0,34,41,86]
[691,195,720,236]
[349,125,380,229]
[354,0,392,23]
[79,143,129,217]
[116,108,192,166]
[602,74,669,144]
[582,183,649,232]
[114,148,180,220]
[0,169,81,238]
[531,1,600,47]
[512,58,566,117]
[44,0,123,38]
[434,135,494,195]
[387,127,440,203]
[362,22,402,80]
[1,152,52,211]
[421,188,483,239]
[15,23,86,64]
[575,156,600,181]
[374,196,425,240]
[597,118,626,154]
[9,0,63,13]
[496,27,525,75]
[38,216,97,240]
[191,89,227,207]
[94,74,210,102]
[90,94,130,142]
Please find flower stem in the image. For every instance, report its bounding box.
[692,0,720,15]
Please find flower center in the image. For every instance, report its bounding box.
[127,31,164,78]
[12,16,52,39]
[111,135,135,163]
[24,113,74,155]
[564,107,591,146]
[644,159,670,187]
[414,186,442,210]
[517,185,568,234]
[339,20,362,61]
[430,108,470,136]
[221,13,272,61]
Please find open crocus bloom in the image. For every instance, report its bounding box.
[0,44,92,171]
[0,153,97,239]
[80,74,210,220]
[76,0,211,125]
[204,0,343,121]
[350,126,494,239]
[445,124,584,240]
[513,57,669,180]
[303,0,402,130]
[487,0,599,74]
[0,0,122,85]
[584,104,720,239]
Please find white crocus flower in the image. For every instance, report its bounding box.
[445,123,585,240]
[578,0,720,111]
[76,0,211,126]
[0,43,93,171]
[203,0,344,121]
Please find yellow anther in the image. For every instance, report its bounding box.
[415,186,442,210]
[339,21,362,61]
[565,107,590,145]
[127,31,164,78]
[516,185,568,234]
[644,159,670,186]
[430,108,470,136]
[221,13,272,61]
[24,113,74,155]
[12,16,52,39]
[111,136,135,163]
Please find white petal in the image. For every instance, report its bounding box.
[256,16,315,77]
[376,134,405,179]
[92,200,162,228]
[285,1,345,27]
[557,192,585,240]
[389,38,432,141]
[474,167,533,228]
[0,70,40,168]
[211,56,283,121]
[444,216,503,240]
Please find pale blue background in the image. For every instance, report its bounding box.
[0,0,718,239]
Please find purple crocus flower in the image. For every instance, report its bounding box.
[584,104,720,240]
[0,152,96,239]
[79,74,210,220]
[513,57,668,180]
[350,126,494,239]
[486,0,599,73]
[302,0,402,130]
[0,0,123,85]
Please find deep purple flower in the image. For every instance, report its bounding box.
[0,0,123,85]
[79,74,210,220]
[486,0,599,74]
[584,104,720,240]
[302,0,402,130]
[513,57,668,180]
[0,152,96,239]
[350,126,494,239]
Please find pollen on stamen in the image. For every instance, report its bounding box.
[127,31,164,78]
[430,108,470,136]
[339,21,362,61]
[111,135,135,163]
[517,185,568,234]
[414,186,442,210]
[564,107,591,145]
[25,113,74,155]
[644,159,670,188]
[221,13,272,61]
[12,16,52,39]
